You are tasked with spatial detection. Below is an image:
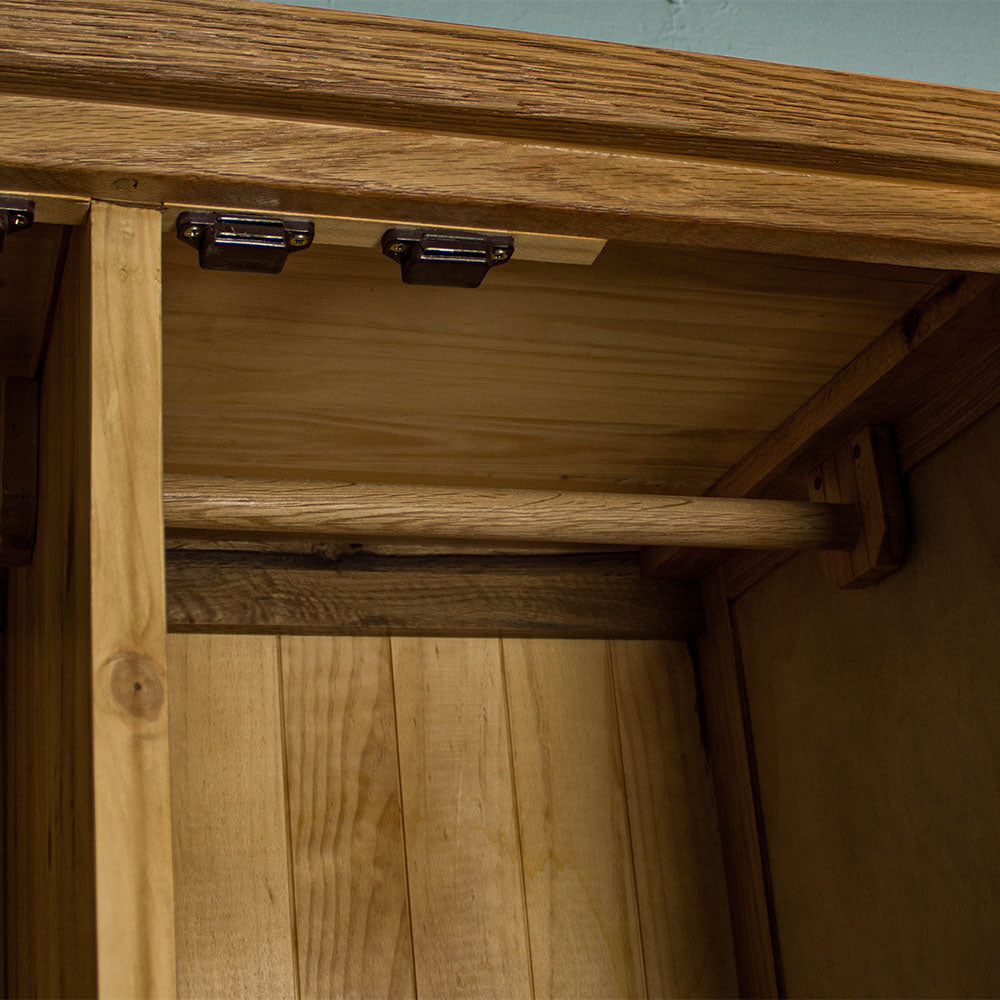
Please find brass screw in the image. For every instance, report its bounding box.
[388,241,408,255]
[289,233,309,247]
[11,213,28,228]
[182,224,203,240]
[491,247,509,261]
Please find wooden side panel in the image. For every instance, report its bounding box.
[168,633,298,999]
[4,202,174,998]
[4,226,95,999]
[281,636,414,999]
[610,640,738,998]
[390,637,532,999]
[503,638,645,999]
[735,402,1000,997]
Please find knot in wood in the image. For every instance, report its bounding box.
[108,652,164,721]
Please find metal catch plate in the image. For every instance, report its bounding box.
[382,228,514,287]
[0,197,35,254]
[177,211,314,273]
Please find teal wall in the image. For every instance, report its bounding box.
[270,0,1000,91]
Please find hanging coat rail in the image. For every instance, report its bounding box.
[162,474,862,551]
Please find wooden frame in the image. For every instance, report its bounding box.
[2,3,1000,997]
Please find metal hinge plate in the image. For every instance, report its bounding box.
[381,227,514,287]
[0,197,34,254]
[176,211,314,273]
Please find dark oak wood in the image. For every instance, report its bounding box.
[696,573,780,999]
[165,549,702,639]
[0,377,38,566]
[644,272,1000,580]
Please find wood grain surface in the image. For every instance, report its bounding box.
[644,271,1000,579]
[6,92,1000,271]
[734,401,1000,997]
[161,240,935,496]
[281,636,415,1000]
[165,549,702,639]
[391,637,533,998]
[4,0,1000,189]
[87,202,176,999]
[610,641,738,998]
[162,473,860,551]
[503,639,645,998]
[169,634,298,999]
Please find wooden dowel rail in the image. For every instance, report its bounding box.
[163,474,861,551]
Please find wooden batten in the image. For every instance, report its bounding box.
[165,548,701,639]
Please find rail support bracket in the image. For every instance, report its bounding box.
[808,425,907,588]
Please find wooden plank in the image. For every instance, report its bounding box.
[163,238,936,497]
[609,640,739,998]
[165,550,703,640]
[732,402,1000,996]
[644,271,1000,579]
[88,202,175,999]
[280,636,414,1000]
[168,633,298,999]
[503,638,645,998]
[3,226,95,998]
[162,473,860,551]
[162,204,605,266]
[391,637,532,998]
[0,377,39,565]
[696,574,779,998]
[5,92,1000,270]
[5,0,1000,192]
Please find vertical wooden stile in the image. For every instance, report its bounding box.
[4,202,175,998]
[696,573,779,998]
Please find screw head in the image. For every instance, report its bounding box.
[491,247,509,262]
[181,224,203,240]
[388,241,408,255]
[289,232,309,247]
[11,213,29,228]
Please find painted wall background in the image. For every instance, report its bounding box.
[270,0,1000,92]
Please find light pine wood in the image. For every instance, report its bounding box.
[166,550,702,639]
[162,473,860,551]
[168,633,298,1000]
[696,575,779,998]
[390,637,532,999]
[4,229,96,998]
[503,638,645,998]
[644,271,1000,579]
[609,641,738,998]
[88,202,175,999]
[734,402,1000,997]
[162,240,936,496]
[161,204,605,265]
[281,636,415,999]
